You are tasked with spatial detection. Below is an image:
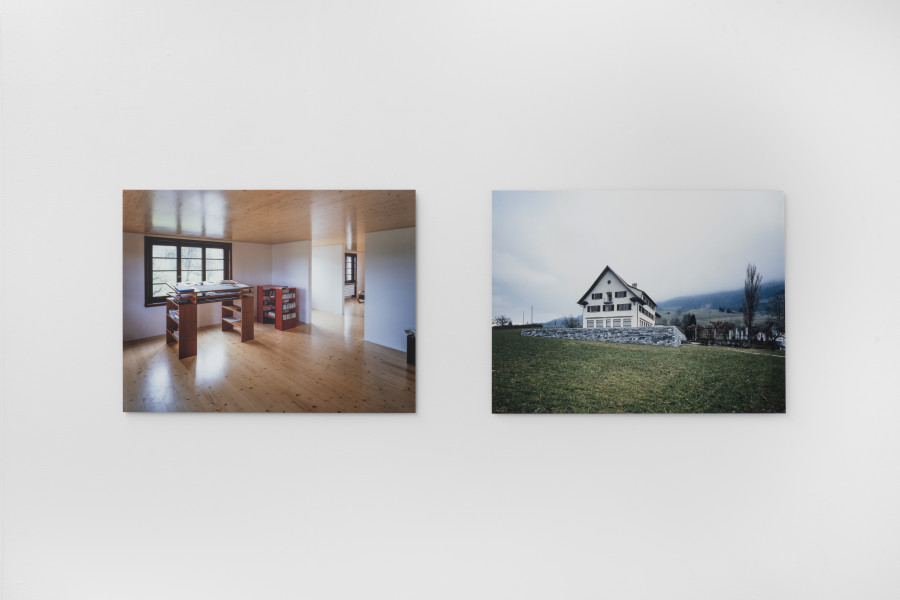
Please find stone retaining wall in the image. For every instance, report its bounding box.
[521,326,686,347]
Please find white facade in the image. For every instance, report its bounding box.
[578,266,659,328]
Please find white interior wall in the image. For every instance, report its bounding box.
[271,240,312,323]
[364,228,416,351]
[311,244,344,315]
[122,234,271,342]
[233,241,275,322]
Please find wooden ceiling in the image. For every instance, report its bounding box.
[123,190,415,250]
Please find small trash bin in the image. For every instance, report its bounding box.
[405,329,416,366]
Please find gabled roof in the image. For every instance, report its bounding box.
[576,265,657,307]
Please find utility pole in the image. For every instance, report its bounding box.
[531,306,533,325]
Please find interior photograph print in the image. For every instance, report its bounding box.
[123,190,416,413]
[492,190,785,414]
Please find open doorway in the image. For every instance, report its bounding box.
[342,250,364,338]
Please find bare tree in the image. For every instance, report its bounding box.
[492,315,512,327]
[741,263,763,331]
[768,288,785,333]
[561,314,580,328]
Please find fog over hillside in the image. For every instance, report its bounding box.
[658,280,785,312]
[493,191,785,324]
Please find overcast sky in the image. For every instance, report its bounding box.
[493,190,785,323]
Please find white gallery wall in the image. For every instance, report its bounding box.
[311,244,344,315]
[271,240,312,323]
[365,228,416,351]
[3,2,900,600]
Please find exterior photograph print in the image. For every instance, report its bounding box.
[123,190,416,413]
[492,190,785,414]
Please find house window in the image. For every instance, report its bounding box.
[591,293,602,299]
[602,305,614,312]
[613,319,621,327]
[596,320,603,328]
[623,318,632,327]
[616,304,631,311]
[587,305,601,312]
[144,236,232,306]
[345,253,357,284]
[587,319,595,327]
[606,319,611,327]
[615,291,626,298]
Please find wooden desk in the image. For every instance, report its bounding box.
[165,281,255,359]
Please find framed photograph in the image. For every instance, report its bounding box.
[492,190,785,413]
[123,190,416,412]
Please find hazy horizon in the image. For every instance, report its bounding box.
[493,190,785,323]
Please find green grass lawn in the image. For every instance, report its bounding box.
[492,329,785,413]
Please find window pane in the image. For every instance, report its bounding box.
[152,270,177,284]
[152,258,176,271]
[152,245,177,258]
[146,237,233,304]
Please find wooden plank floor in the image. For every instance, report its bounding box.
[123,300,415,412]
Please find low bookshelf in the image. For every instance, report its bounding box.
[257,285,298,331]
[221,291,255,342]
[166,290,197,359]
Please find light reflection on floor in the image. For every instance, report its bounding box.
[193,340,229,386]
[144,355,173,391]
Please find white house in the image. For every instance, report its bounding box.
[577,266,660,328]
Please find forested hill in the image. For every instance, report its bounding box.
[658,280,785,312]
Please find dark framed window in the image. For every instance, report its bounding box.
[587,305,601,312]
[144,236,232,306]
[591,293,602,299]
[602,305,614,312]
[345,253,357,284]
[615,291,627,298]
[616,303,631,311]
